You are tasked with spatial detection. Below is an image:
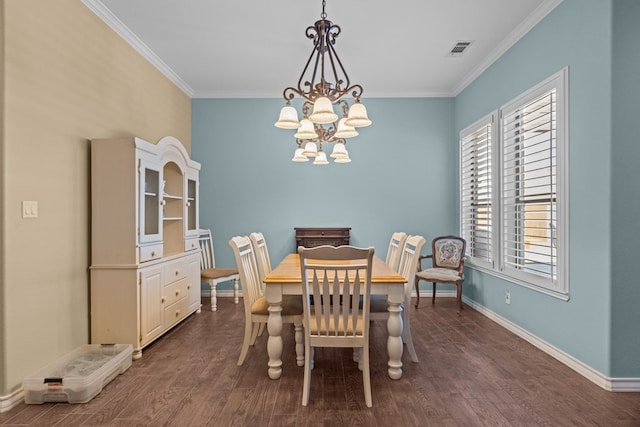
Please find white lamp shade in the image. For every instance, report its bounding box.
[345,102,372,127]
[334,154,352,163]
[330,142,349,159]
[313,151,329,165]
[294,119,319,139]
[334,118,359,139]
[309,97,338,124]
[275,106,301,129]
[291,148,309,162]
[303,141,318,157]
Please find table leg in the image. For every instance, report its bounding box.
[386,288,404,380]
[265,285,283,379]
[233,277,239,304]
[294,320,304,367]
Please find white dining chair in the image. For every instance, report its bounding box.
[370,234,426,363]
[199,229,239,312]
[298,245,375,407]
[249,231,271,337]
[385,231,407,272]
[229,235,303,367]
[249,232,271,287]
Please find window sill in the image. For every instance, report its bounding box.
[466,262,570,301]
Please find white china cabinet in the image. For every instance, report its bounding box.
[90,136,201,359]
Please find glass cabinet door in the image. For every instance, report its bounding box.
[185,172,199,237]
[139,159,163,244]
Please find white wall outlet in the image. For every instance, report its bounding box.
[505,289,511,305]
[22,200,38,218]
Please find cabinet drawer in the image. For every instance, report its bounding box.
[299,238,348,248]
[295,228,350,238]
[164,258,188,282]
[163,297,189,329]
[139,244,163,262]
[164,277,188,307]
[184,237,199,252]
[295,227,351,250]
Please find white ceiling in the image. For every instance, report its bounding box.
[84,0,562,98]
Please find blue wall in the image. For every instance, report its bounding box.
[455,0,637,378]
[192,97,456,276]
[611,0,640,378]
[192,0,640,379]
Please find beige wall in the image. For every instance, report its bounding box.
[1,0,191,398]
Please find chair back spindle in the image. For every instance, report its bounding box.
[250,232,272,289]
[385,232,407,272]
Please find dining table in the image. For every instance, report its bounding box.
[263,253,408,380]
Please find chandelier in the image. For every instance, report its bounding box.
[274,0,371,165]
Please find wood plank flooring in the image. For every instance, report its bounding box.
[2,297,639,426]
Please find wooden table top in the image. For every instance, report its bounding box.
[264,253,406,285]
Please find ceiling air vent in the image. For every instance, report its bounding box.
[447,40,473,57]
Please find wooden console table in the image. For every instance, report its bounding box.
[294,227,351,250]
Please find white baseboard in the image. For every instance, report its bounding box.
[200,289,237,298]
[0,389,24,413]
[463,296,640,392]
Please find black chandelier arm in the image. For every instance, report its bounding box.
[346,84,363,102]
[337,99,350,117]
[283,87,299,103]
[301,101,313,118]
[316,122,337,141]
[284,18,356,103]
[325,28,349,94]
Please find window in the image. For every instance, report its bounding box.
[460,113,495,270]
[460,68,569,298]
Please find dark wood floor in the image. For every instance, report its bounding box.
[3,297,640,426]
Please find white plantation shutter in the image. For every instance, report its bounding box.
[460,115,494,267]
[459,68,568,298]
[501,88,557,286]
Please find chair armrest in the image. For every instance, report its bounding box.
[458,258,465,274]
[417,254,433,272]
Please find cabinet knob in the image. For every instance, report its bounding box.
[175,290,180,296]
[175,310,180,317]
[151,251,156,257]
[175,270,179,276]
[160,200,166,206]
[186,201,191,207]
[187,284,191,290]
[161,296,166,303]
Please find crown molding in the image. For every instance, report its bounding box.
[81,0,194,97]
[453,0,564,96]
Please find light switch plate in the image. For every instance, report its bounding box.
[22,200,38,218]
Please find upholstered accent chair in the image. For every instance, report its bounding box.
[414,235,466,314]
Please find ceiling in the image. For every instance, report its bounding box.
[84,0,562,98]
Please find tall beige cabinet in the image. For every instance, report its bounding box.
[90,136,201,359]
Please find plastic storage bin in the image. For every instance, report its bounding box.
[23,344,133,404]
